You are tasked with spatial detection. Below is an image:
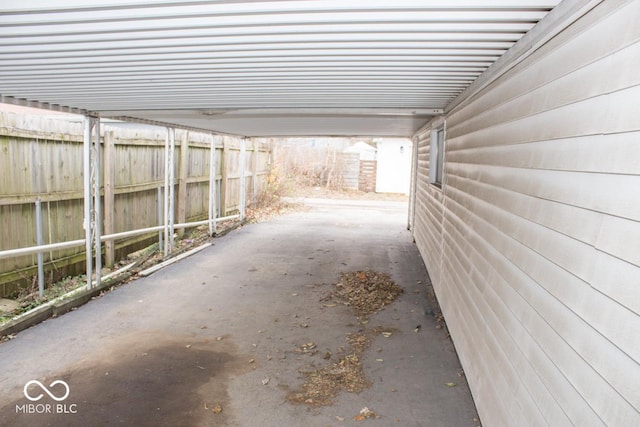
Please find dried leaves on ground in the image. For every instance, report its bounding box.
[330,270,403,318]
[287,332,372,407]
[287,327,395,407]
[287,271,403,409]
[245,200,304,224]
[354,406,378,421]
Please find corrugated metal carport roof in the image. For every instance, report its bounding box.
[0,0,570,137]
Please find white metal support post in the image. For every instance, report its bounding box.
[408,138,419,231]
[157,187,163,252]
[208,134,217,236]
[35,199,44,297]
[83,116,102,288]
[164,127,176,256]
[239,138,247,221]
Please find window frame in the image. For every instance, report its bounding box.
[429,122,446,189]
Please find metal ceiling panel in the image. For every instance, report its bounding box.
[0,0,562,136]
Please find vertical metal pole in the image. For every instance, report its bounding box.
[92,118,102,287]
[169,128,175,251]
[164,130,170,256]
[35,199,44,298]
[239,138,246,221]
[83,117,93,288]
[164,131,169,256]
[408,138,418,230]
[164,127,175,255]
[83,116,102,288]
[208,134,217,236]
[217,179,222,218]
[158,187,163,252]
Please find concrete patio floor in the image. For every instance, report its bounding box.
[0,198,479,427]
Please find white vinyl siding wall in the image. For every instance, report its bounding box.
[411,1,640,426]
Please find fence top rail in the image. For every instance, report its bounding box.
[0,239,86,261]
[0,214,242,261]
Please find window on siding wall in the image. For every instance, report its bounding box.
[429,126,445,188]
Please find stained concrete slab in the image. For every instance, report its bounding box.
[0,198,479,426]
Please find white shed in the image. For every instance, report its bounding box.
[375,138,412,194]
[343,141,377,161]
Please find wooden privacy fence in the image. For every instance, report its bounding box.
[0,112,271,297]
[358,160,377,193]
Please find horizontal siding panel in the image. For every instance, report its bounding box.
[589,252,640,316]
[595,215,640,268]
[446,171,640,364]
[448,38,640,139]
[444,189,639,425]
[438,246,530,426]
[446,180,640,398]
[447,84,640,152]
[459,171,639,315]
[447,0,640,130]
[446,132,640,175]
[445,172,601,282]
[444,164,602,244]
[443,209,575,425]
[446,161,640,223]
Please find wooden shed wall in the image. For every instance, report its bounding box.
[411,2,640,425]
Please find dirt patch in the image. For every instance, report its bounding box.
[0,333,250,427]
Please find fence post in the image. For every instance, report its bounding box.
[177,131,189,238]
[104,130,115,267]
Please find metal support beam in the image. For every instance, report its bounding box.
[164,127,176,256]
[83,116,102,289]
[239,137,247,221]
[177,131,189,238]
[208,134,218,236]
[157,187,164,252]
[35,199,45,297]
